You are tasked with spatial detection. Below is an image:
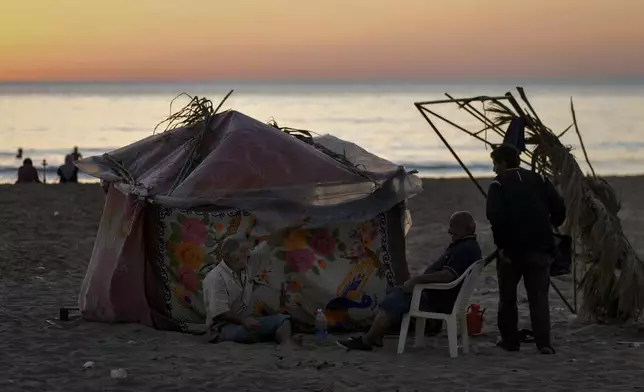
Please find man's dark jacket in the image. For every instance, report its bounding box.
[486,167,566,257]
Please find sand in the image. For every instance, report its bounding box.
[2,178,644,391]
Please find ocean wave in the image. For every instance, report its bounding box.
[0,147,117,160]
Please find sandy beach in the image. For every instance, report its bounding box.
[2,177,644,392]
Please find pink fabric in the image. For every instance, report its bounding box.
[78,187,152,325]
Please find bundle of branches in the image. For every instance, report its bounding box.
[488,89,644,322]
[154,91,234,193]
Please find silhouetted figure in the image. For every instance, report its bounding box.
[16,158,41,184]
[71,146,82,162]
[57,154,78,183]
[16,148,23,159]
[486,144,566,355]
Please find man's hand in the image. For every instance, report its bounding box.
[241,317,261,331]
[402,278,417,293]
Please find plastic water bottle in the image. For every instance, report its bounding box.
[315,309,328,342]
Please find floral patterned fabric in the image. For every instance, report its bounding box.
[157,208,397,332]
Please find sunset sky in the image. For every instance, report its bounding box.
[1,0,643,82]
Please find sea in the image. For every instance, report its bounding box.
[1,81,643,184]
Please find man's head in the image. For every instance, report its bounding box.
[448,211,476,241]
[490,144,520,175]
[220,234,254,271]
[23,158,33,166]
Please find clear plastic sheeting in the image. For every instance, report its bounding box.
[76,110,422,231]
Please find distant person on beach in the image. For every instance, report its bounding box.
[202,221,308,346]
[486,144,566,355]
[71,146,82,162]
[337,211,481,351]
[57,154,79,183]
[15,158,41,184]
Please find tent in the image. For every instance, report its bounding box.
[76,100,422,333]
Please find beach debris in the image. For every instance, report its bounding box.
[617,341,643,348]
[110,368,128,379]
[44,319,62,329]
[82,361,95,369]
[53,211,60,216]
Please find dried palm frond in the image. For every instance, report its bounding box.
[154,90,233,134]
[154,90,234,193]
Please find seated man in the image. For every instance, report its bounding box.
[337,211,482,351]
[16,158,41,184]
[203,224,302,345]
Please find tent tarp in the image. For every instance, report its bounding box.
[76,110,422,232]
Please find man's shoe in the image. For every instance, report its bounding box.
[496,340,520,352]
[538,346,556,354]
[337,336,373,351]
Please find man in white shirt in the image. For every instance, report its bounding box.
[203,226,301,345]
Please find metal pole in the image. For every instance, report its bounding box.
[42,159,47,184]
[415,103,487,198]
[420,106,535,169]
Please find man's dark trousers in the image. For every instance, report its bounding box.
[497,252,552,349]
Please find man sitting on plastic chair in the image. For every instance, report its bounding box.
[337,211,482,351]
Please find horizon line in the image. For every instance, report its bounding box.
[2,76,644,85]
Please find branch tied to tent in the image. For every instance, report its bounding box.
[415,87,644,323]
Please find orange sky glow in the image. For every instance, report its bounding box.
[1,0,643,81]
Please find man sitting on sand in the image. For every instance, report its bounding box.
[57,154,79,183]
[338,211,482,351]
[16,158,41,184]
[203,224,304,346]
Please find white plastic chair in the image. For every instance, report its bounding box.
[396,258,486,358]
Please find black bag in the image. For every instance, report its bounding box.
[550,233,572,277]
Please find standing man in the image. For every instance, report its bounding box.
[486,144,566,354]
[71,146,82,162]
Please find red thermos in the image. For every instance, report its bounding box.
[466,304,485,336]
